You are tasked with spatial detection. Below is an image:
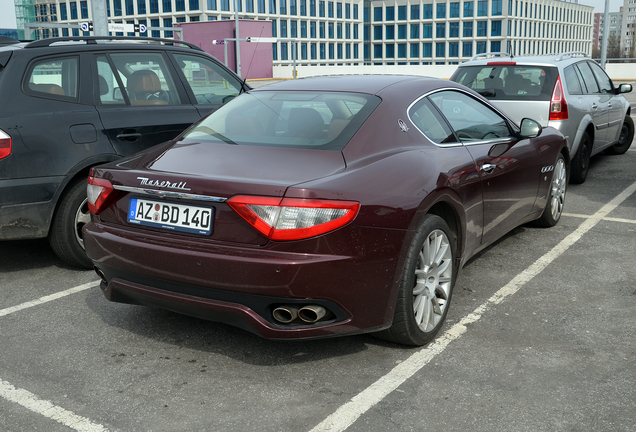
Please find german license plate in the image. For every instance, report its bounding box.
[128,198,213,235]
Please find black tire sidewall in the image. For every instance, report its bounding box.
[536,153,567,228]
[571,133,590,184]
[391,214,456,346]
[48,178,93,269]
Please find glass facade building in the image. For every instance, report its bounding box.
[32,0,594,66]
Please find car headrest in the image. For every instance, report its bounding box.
[128,70,161,93]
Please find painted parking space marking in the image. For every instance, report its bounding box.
[0,378,108,432]
[563,212,636,224]
[1,280,105,430]
[310,179,636,432]
[0,280,99,318]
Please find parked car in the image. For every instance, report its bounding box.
[0,36,246,268]
[83,75,569,346]
[450,51,633,184]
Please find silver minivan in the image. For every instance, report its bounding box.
[450,52,633,183]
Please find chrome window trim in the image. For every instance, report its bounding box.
[113,185,227,202]
[407,86,518,148]
[407,88,463,148]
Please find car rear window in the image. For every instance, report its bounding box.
[179,91,381,151]
[452,64,559,101]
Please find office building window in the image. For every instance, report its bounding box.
[464,1,473,17]
[491,20,501,36]
[436,3,445,18]
[463,41,473,56]
[477,0,487,16]
[411,4,419,19]
[477,21,487,36]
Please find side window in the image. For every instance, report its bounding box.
[24,56,79,101]
[576,62,600,94]
[563,65,583,95]
[408,97,456,144]
[102,52,182,106]
[429,90,512,142]
[587,61,613,94]
[172,53,241,105]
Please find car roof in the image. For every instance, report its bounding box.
[252,74,462,96]
[458,51,590,68]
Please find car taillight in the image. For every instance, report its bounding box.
[227,195,360,241]
[0,129,12,160]
[87,173,116,214]
[549,76,568,121]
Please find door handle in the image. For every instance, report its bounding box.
[591,104,598,110]
[481,163,496,173]
[116,132,142,141]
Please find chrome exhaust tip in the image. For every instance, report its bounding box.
[298,305,328,323]
[94,266,107,284]
[272,305,300,324]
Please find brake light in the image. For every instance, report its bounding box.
[549,76,568,121]
[227,195,360,241]
[87,172,117,214]
[0,129,12,160]
[487,61,516,65]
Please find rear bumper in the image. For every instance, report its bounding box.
[84,221,409,340]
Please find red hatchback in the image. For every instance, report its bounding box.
[84,75,568,346]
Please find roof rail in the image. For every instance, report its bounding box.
[0,36,21,46]
[555,51,589,61]
[25,36,203,51]
[469,52,512,61]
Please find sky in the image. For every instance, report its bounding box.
[1,0,17,29]
[0,0,627,30]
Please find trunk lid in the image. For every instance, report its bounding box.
[93,141,347,245]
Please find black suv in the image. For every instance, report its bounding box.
[0,36,245,268]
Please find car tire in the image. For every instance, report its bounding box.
[375,214,456,346]
[604,115,634,155]
[534,153,567,228]
[570,132,591,184]
[49,178,93,269]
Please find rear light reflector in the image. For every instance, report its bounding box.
[0,129,12,160]
[549,76,569,121]
[87,172,117,214]
[227,195,360,241]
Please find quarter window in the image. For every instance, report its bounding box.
[25,56,79,102]
[408,97,456,144]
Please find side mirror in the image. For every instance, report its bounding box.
[113,87,124,101]
[618,83,632,94]
[519,118,542,138]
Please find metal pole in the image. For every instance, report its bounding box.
[234,0,241,78]
[600,0,610,68]
[292,41,297,79]
[90,0,108,36]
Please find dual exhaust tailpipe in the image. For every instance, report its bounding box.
[272,304,331,324]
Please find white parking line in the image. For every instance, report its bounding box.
[563,212,636,224]
[309,179,636,432]
[1,280,105,431]
[0,378,108,432]
[0,280,99,318]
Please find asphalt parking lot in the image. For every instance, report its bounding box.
[1,89,635,432]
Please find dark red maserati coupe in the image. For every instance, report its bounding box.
[84,75,569,346]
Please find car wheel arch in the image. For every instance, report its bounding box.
[48,155,123,230]
[409,193,465,266]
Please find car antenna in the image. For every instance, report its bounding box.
[239,25,266,93]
